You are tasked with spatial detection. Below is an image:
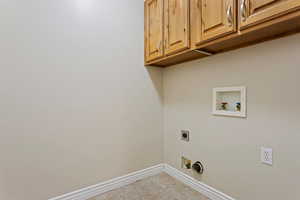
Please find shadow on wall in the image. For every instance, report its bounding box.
[146,67,163,103]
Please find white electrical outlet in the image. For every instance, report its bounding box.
[261,147,273,165]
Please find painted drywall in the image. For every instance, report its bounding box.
[0,1,163,200]
[163,33,300,200]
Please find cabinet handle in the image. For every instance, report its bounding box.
[157,41,162,52]
[241,0,247,21]
[197,0,201,9]
[226,4,233,26]
[201,17,205,27]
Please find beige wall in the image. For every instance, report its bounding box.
[163,34,300,200]
[0,1,163,200]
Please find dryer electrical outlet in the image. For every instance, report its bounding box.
[261,147,273,166]
[181,130,190,142]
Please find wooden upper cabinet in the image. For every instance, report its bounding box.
[145,0,300,66]
[145,0,164,62]
[164,0,190,56]
[200,0,237,42]
[240,0,300,29]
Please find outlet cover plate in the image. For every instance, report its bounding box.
[261,147,273,166]
[181,130,190,142]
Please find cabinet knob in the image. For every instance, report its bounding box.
[226,4,233,26]
[241,0,247,21]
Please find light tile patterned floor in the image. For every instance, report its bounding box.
[89,173,210,200]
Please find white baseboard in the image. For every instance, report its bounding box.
[48,164,164,200]
[49,163,236,200]
[163,164,236,200]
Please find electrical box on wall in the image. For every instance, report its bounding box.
[181,157,192,169]
[212,86,247,118]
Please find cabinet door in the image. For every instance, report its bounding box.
[190,0,202,48]
[240,0,300,29]
[145,0,164,62]
[164,0,190,56]
[201,0,236,41]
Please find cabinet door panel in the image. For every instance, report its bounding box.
[241,0,300,29]
[164,0,190,56]
[201,0,236,41]
[145,0,164,62]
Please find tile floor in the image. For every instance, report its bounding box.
[89,173,210,200]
